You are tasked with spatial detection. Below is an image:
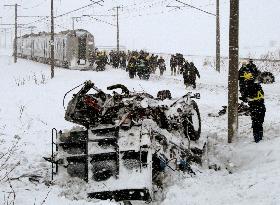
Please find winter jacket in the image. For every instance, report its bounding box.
[183,64,200,83]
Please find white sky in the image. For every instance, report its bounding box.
[1,0,280,57]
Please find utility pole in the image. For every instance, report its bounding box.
[4,4,20,63]
[50,0,54,78]
[3,29,8,48]
[19,27,22,38]
[71,17,80,31]
[72,17,75,31]
[0,28,13,48]
[228,0,239,143]
[0,25,24,48]
[10,30,13,48]
[28,26,36,34]
[116,6,120,52]
[0,17,2,48]
[216,0,220,72]
[14,4,18,63]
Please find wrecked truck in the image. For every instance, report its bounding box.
[48,81,204,203]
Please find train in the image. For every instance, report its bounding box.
[17,29,95,69]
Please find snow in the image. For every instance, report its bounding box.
[163,138,280,205]
[0,48,280,205]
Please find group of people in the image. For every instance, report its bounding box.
[126,50,166,79]
[93,50,200,87]
[109,50,127,69]
[93,50,166,78]
[170,53,185,75]
[93,50,201,89]
[239,59,266,143]
[169,53,201,88]
[118,50,201,89]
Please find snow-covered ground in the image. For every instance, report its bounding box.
[0,49,279,205]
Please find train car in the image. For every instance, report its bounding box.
[17,29,95,69]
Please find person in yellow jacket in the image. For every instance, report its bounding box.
[127,55,137,78]
[239,59,265,143]
[245,81,266,143]
[238,60,260,102]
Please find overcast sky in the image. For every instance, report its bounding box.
[1,0,280,57]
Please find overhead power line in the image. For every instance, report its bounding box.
[23,0,104,27]
[120,6,177,20]
[0,24,25,26]
[55,0,104,19]
[119,0,173,20]
[174,0,216,16]
[121,0,168,16]
[22,0,47,10]
[18,16,49,18]
[83,15,116,27]
[24,17,49,26]
[82,14,116,17]
[121,0,157,9]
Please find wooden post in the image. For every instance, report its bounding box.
[0,17,2,48]
[216,0,220,72]
[228,0,239,143]
[4,29,7,48]
[51,0,54,78]
[116,6,120,52]
[4,4,21,62]
[14,4,18,63]
[72,17,75,31]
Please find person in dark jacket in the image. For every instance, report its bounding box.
[119,51,127,68]
[95,51,107,71]
[182,62,200,89]
[127,55,137,78]
[137,54,150,80]
[244,82,266,143]
[170,55,177,75]
[157,56,166,76]
[239,60,261,102]
[239,59,265,143]
[112,52,120,68]
[176,53,185,74]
